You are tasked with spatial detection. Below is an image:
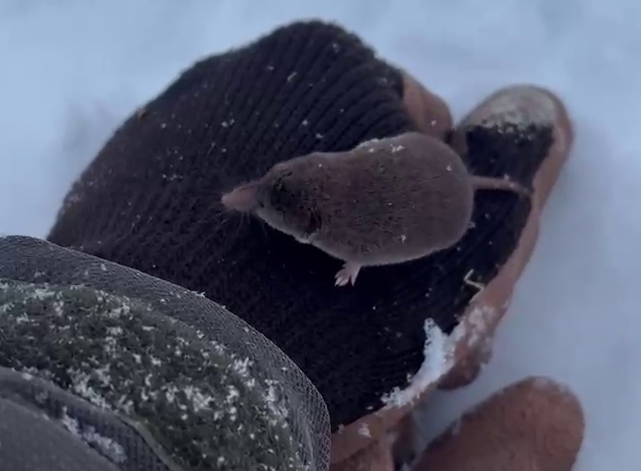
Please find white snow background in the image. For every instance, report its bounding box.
[1,0,640,469]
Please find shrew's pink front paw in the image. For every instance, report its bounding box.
[334,262,361,287]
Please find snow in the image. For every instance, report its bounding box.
[381,319,454,408]
[1,0,640,469]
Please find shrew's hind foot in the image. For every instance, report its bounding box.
[334,262,361,287]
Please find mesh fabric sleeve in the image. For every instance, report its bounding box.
[0,235,330,471]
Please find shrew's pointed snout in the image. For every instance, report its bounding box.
[220,182,260,212]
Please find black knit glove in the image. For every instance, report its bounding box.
[47,20,551,436]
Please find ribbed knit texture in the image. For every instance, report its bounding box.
[48,20,553,430]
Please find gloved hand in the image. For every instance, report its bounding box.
[37,20,584,470]
[328,67,584,471]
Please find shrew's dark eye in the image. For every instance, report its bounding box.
[269,172,300,212]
